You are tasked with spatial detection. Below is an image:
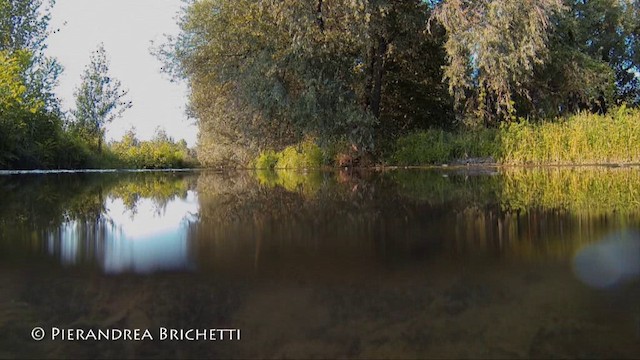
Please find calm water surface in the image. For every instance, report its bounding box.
[1,168,639,358]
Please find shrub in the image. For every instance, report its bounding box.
[277,140,324,169]
[390,128,498,165]
[251,139,325,170]
[252,150,279,169]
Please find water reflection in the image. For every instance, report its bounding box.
[0,172,197,271]
[1,168,640,358]
[47,193,199,274]
[3,168,640,272]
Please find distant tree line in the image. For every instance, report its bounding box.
[0,0,194,169]
[158,0,639,167]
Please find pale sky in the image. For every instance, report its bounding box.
[46,0,198,146]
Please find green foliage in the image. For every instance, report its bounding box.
[109,128,198,169]
[251,139,325,170]
[0,0,52,53]
[252,150,279,170]
[390,107,640,166]
[158,0,451,166]
[276,140,325,169]
[0,0,95,169]
[159,0,640,166]
[433,0,640,121]
[563,0,640,104]
[391,130,451,165]
[500,107,640,164]
[390,128,499,165]
[500,167,640,217]
[71,43,132,152]
[0,50,37,110]
[0,0,198,170]
[433,0,566,121]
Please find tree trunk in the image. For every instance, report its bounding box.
[316,0,324,32]
[370,37,388,119]
[363,36,388,119]
[363,44,376,112]
[98,129,104,153]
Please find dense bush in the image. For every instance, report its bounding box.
[251,140,325,170]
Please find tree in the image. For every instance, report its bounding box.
[432,0,566,123]
[0,0,53,53]
[371,1,454,143]
[545,0,639,109]
[157,0,452,166]
[0,0,61,112]
[0,0,75,169]
[433,0,640,121]
[72,43,132,152]
[158,0,374,166]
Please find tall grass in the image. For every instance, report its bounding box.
[391,106,640,166]
[501,106,640,165]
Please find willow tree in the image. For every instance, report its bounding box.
[158,0,374,166]
[434,0,640,122]
[433,0,566,123]
[158,0,451,166]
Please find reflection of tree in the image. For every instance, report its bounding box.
[193,171,390,272]
[191,168,640,270]
[4,167,640,269]
[389,167,640,260]
[254,170,326,198]
[109,173,193,216]
[0,174,112,249]
[0,172,197,262]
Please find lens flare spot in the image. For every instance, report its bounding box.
[573,230,640,289]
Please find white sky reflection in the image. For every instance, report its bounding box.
[49,191,200,274]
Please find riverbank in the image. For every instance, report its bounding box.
[0,134,199,171]
[391,106,640,167]
[249,107,640,170]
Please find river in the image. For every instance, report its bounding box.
[0,168,639,358]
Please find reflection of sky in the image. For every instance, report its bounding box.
[49,191,199,274]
